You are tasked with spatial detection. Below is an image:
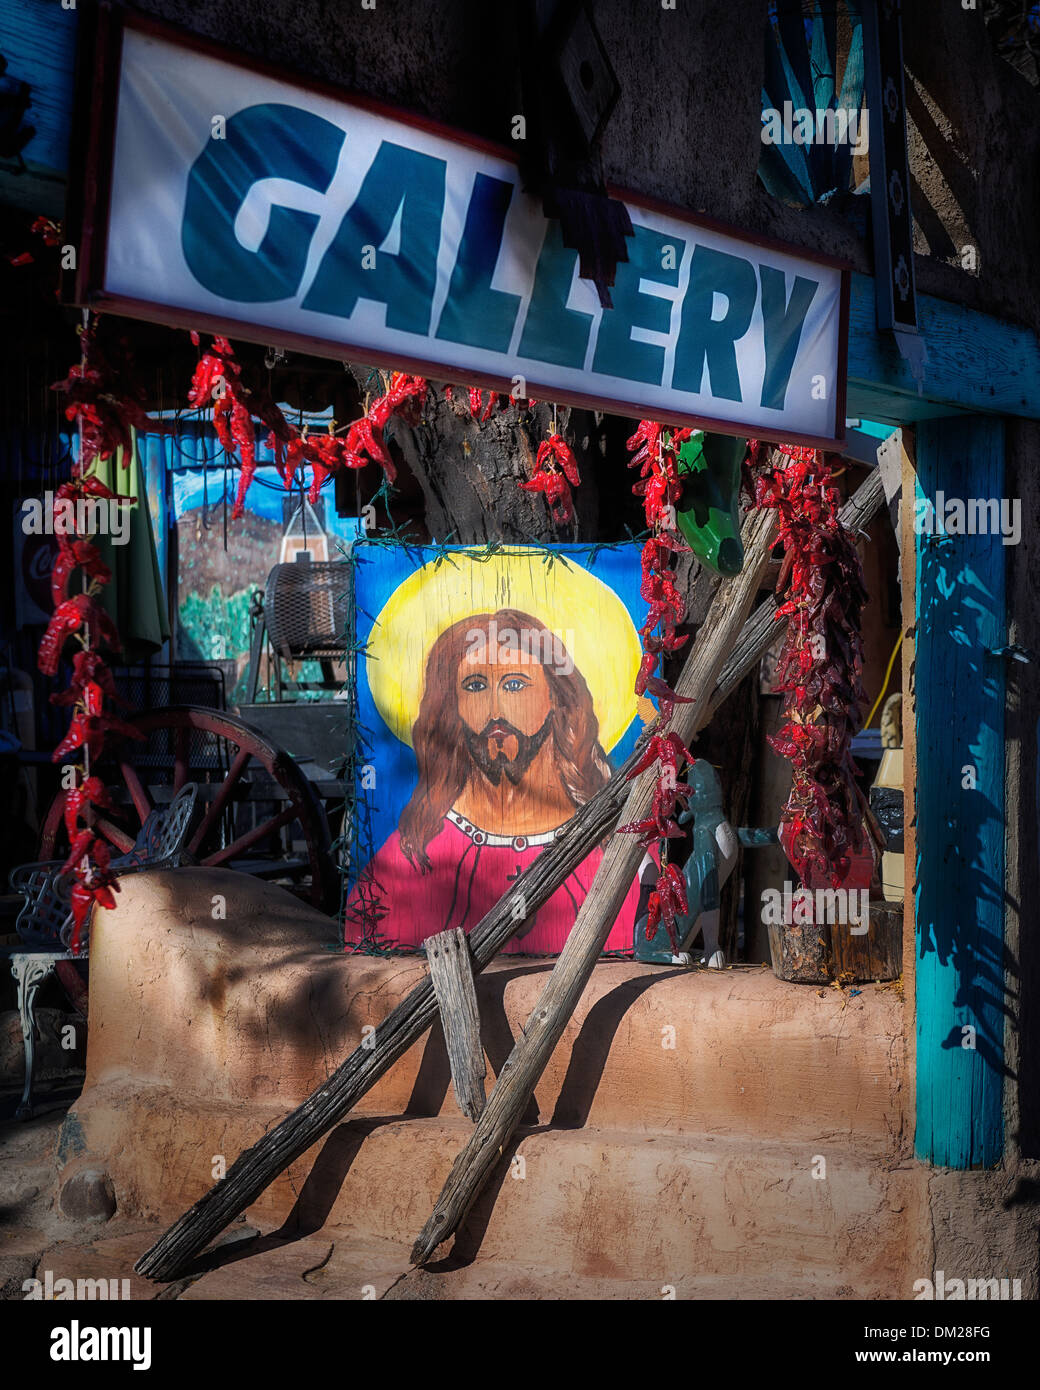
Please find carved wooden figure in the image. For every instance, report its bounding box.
[633,759,738,969]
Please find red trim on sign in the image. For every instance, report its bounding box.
[83,289,846,452]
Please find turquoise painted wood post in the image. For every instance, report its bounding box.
[914,417,1006,1167]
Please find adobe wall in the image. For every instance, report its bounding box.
[74,870,909,1144]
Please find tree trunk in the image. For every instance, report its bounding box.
[375,385,605,543]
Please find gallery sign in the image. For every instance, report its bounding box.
[77,15,849,446]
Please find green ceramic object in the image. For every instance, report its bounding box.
[674,431,745,576]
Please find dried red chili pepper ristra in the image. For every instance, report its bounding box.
[188,339,432,513]
[449,384,537,417]
[186,336,260,518]
[748,442,870,887]
[52,323,147,474]
[519,430,581,524]
[41,313,147,951]
[290,371,428,500]
[620,421,697,862]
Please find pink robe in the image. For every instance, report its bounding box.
[345,809,649,955]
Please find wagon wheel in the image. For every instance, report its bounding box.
[40,705,338,913]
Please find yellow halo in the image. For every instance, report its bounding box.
[366,547,641,752]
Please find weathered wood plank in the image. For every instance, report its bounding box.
[0,0,78,216]
[912,417,1005,1167]
[135,471,887,1282]
[410,505,780,1265]
[425,928,486,1121]
[848,273,1040,422]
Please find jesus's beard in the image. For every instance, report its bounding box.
[462,715,553,787]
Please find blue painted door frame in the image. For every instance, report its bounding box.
[912,417,1007,1168]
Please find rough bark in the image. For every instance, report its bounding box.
[362,380,608,544]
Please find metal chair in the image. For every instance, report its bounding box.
[7,783,199,1118]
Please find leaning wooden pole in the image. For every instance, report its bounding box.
[136,469,884,1282]
[410,505,779,1263]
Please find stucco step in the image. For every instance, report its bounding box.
[85,869,908,1151]
[299,1117,925,1293]
[68,870,917,1295]
[27,1225,882,1301]
[62,1090,927,1296]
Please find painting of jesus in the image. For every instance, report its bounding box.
[340,542,653,956]
[345,547,653,954]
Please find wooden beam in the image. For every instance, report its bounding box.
[912,417,1006,1167]
[899,428,918,1148]
[425,928,486,1121]
[844,381,965,427]
[848,273,1040,423]
[134,471,887,1282]
[410,505,780,1265]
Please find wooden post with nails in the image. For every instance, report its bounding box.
[425,927,487,1121]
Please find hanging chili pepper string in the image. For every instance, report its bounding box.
[512,398,581,526]
[616,419,700,951]
[446,382,539,419]
[255,365,429,506]
[44,312,144,951]
[520,427,582,524]
[746,439,869,888]
[194,358,547,523]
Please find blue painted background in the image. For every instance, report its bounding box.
[352,541,646,870]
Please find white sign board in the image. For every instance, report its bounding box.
[88,21,848,445]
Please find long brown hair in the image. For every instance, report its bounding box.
[398,608,610,868]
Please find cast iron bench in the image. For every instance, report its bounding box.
[6,783,198,1119]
